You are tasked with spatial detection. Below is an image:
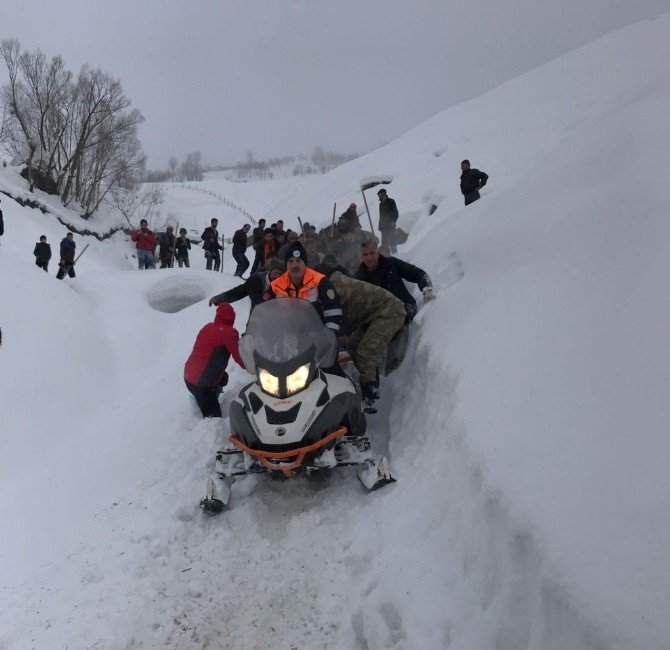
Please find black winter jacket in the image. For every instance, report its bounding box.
[33,242,52,261]
[232,228,249,254]
[201,226,223,252]
[211,272,270,309]
[378,197,398,231]
[175,236,191,257]
[355,254,432,319]
[460,168,489,195]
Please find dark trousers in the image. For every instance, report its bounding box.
[176,255,190,268]
[380,227,397,253]
[464,191,481,206]
[250,248,263,274]
[384,322,410,374]
[206,251,221,271]
[185,381,222,418]
[35,259,49,272]
[56,264,76,280]
[233,251,250,277]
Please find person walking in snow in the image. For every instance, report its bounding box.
[174,228,191,268]
[377,188,398,254]
[184,302,245,418]
[158,225,176,268]
[460,159,489,206]
[33,235,52,272]
[131,219,158,269]
[201,218,223,271]
[56,232,76,280]
[232,224,252,278]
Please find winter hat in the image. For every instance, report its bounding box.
[377,188,387,196]
[264,228,274,235]
[349,203,357,209]
[284,241,308,264]
[215,302,236,326]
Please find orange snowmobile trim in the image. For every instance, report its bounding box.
[229,426,348,477]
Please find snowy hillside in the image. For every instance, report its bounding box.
[2,13,670,649]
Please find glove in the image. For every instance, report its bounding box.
[209,297,219,306]
[423,287,435,302]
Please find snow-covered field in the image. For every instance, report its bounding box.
[2,13,670,649]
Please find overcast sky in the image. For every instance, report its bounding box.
[2,0,669,168]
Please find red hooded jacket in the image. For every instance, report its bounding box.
[184,303,245,387]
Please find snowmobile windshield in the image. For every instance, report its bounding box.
[240,298,337,374]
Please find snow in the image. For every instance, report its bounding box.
[2,13,670,649]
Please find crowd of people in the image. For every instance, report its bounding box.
[183,180,458,417]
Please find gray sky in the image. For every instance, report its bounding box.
[2,0,669,167]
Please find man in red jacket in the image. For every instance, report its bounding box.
[131,219,158,269]
[184,302,245,418]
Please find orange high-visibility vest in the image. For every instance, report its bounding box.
[271,268,326,302]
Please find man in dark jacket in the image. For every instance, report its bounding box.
[158,225,176,268]
[175,228,191,267]
[209,259,284,315]
[377,188,398,254]
[340,203,360,228]
[33,235,52,272]
[356,240,435,374]
[201,218,223,271]
[460,159,489,206]
[184,302,245,418]
[355,240,434,320]
[232,224,251,277]
[56,232,76,280]
[250,218,267,274]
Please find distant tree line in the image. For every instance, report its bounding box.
[142,146,360,184]
[0,40,145,218]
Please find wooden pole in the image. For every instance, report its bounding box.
[330,202,337,239]
[360,189,376,238]
[297,216,304,237]
[170,222,179,268]
[73,243,90,264]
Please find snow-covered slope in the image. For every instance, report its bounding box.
[2,13,670,649]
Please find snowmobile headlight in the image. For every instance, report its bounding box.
[286,364,310,396]
[259,368,280,396]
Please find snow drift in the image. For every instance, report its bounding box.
[2,13,670,649]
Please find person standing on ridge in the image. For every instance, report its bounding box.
[0,198,4,246]
[377,188,398,254]
[460,159,489,206]
[56,232,76,280]
[232,224,251,278]
[202,218,223,271]
[33,235,52,272]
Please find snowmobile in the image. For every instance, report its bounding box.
[200,298,395,513]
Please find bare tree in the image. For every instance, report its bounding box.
[0,40,146,219]
[107,182,164,229]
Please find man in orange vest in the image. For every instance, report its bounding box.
[265,241,343,334]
